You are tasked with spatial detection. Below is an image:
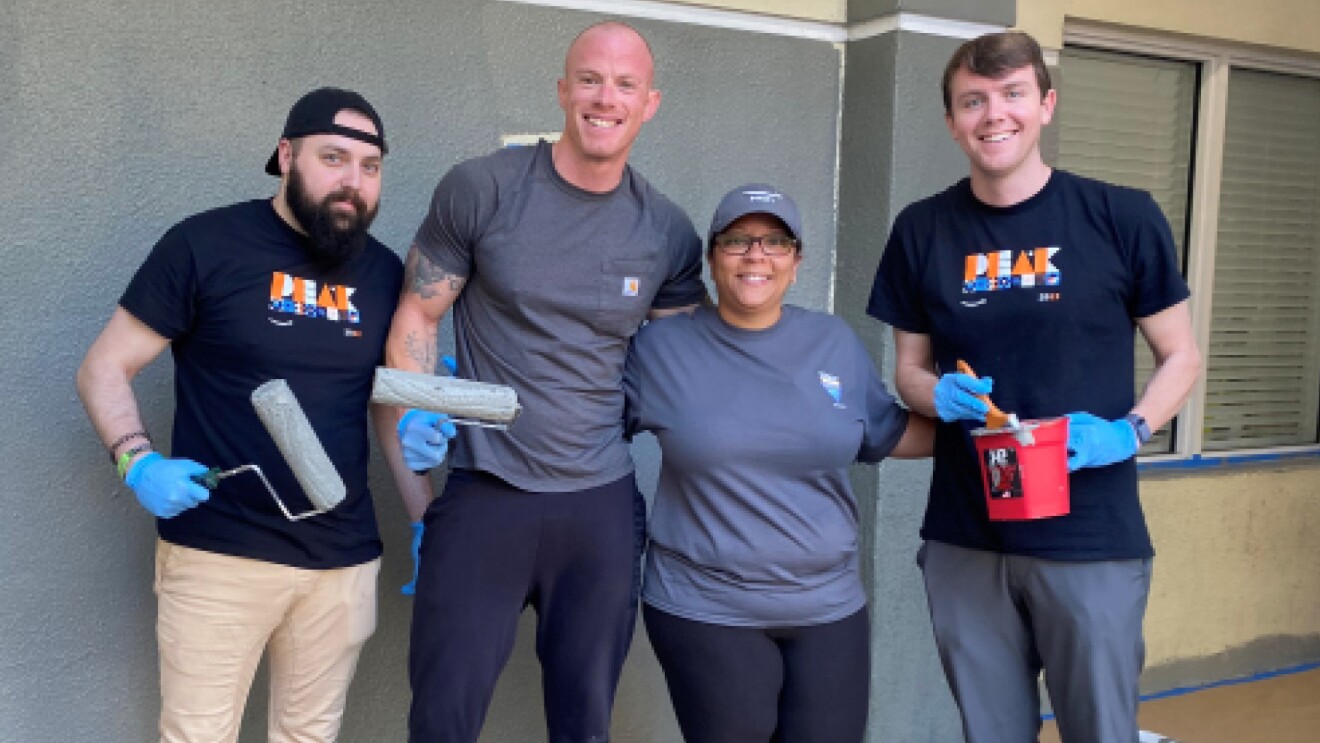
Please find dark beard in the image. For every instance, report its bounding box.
[285,162,378,272]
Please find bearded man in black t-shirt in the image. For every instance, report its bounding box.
[75,88,412,742]
[868,32,1202,743]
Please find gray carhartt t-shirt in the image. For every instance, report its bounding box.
[415,141,705,492]
[624,305,909,627]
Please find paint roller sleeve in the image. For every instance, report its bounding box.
[370,368,521,429]
[250,379,347,511]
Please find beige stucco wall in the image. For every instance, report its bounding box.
[664,0,845,23]
[1018,0,1320,54]
[1142,463,1320,673]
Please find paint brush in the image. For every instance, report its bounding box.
[956,360,1034,445]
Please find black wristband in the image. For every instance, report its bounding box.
[107,430,151,462]
[1124,413,1152,446]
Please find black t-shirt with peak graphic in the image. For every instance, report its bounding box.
[868,171,1189,561]
[121,199,403,569]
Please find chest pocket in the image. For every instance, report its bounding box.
[598,257,658,338]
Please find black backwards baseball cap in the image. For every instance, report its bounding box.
[707,183,804,247]
[264,87,388,176]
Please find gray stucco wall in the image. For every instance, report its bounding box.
[1,1,844,741]
[835,0,1013,736]
[837,30,968,743]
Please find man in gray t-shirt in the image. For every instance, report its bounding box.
[383,21,705,743]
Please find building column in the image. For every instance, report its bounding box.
[836,2,1012,739]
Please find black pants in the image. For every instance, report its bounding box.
[643,604,871,743]
[408,469,645,743]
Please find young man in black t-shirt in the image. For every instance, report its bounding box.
[867,32,1202,743]
[75,88,413,742]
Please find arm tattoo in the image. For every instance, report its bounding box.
[405,246,465,299]
[404,329,438,374]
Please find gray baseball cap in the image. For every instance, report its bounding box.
[708,183,803,246]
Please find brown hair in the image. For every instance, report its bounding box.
[942,31,1052,114]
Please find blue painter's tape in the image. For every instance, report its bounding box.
[1139,661,1320,702]
[1039,661,1320,721]
[1138,450,1320,472]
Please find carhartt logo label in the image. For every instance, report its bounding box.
[268,272,360,324]
[963,247,1061,294]
[622,277,640,297]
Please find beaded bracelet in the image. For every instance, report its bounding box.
[107,430,151,463]
[116,444,154,481]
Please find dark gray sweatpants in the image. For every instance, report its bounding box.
[408,469,646,743]
[918,541,1152,743]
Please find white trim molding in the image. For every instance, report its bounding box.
[495,0,1004,42]
[850,13,1004,43]
[497,0,845,41]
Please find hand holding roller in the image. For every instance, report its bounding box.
[126,453,211,519]
[398,409,457,473]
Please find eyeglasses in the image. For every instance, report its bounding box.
[713,233,799,257]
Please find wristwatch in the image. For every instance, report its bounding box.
[1124,413,1152,446]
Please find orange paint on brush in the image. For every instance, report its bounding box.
[956,359,1013,430]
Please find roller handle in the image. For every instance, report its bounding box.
[190,466,252,490]
[191,468,224,490]
[955,360,1012,430]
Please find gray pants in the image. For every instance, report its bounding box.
[918,541,1152,743]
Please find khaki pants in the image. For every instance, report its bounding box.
[153,540,378,743]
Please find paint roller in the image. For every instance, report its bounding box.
[191,379,347,521]
[370,367,521,429]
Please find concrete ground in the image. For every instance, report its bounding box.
[1039,667,1320,743]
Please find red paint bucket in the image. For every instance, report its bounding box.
[971,417,1070,521]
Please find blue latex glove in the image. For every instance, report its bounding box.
[1065,412,1140,471]
[396,354,461,473]
[124,452,211,519]
[398,410,457,473]
[401,521,424,596]
[933,373,993,423]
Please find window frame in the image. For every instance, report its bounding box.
[1062,21,1320,464]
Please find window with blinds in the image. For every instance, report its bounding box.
[1203,69,1320,450]
[1054,47,1198,454]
